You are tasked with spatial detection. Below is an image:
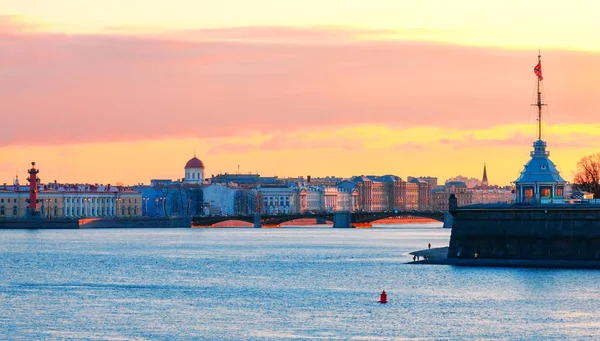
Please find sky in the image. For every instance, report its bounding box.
[1,1,600,186]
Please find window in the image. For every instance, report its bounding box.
[525,188,533,199]
[193,173,196,179]
[13,206,17,216]
[556,187,563,197]
[0,206,4,215]
[134,207,137,215]
[541,188,550,197]
[54,207,58,217]
[0,199,3,203]
[54,198,57,203]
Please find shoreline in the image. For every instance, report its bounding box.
[407,247,600,269]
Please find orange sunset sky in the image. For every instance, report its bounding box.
[1,1,600,186]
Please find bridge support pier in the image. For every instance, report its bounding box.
[443,211,453,228]
[333,211,353,228]
[254,214,262,228]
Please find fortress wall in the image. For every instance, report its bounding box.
[448,206,600,261]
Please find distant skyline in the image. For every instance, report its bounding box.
[1,2,600,186]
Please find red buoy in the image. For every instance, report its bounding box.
[379,290,387,304]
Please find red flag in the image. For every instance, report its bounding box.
[534,62,543,80]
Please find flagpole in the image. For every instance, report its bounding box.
[533,51,545,141]
[537,52,542,140]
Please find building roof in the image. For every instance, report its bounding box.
[445,181,467,188]
[515,140,567,184]
[185,156,205,169]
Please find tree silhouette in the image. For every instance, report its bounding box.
[573,153,600,198]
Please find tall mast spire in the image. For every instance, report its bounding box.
[533,49,546,141]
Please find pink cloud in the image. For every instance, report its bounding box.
[0,15,30,34]
[1,27,600,147]
[159,26,398,43]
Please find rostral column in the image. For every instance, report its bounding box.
[27,162,40,211]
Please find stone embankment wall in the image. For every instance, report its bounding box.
[448,205,600,261]
[79,217,191,228]
[0,217,192,229]
[0,219,80,229]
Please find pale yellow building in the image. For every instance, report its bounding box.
[0,182,142,219]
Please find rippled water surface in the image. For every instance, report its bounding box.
[2,224,600,340]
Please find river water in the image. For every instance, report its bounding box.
[2,223,600,340]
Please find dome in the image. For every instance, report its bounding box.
[515,140,566,184]
[185,156,205,169]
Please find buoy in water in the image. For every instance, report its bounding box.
[379,290,387,304]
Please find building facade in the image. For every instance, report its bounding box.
[0,182,142,219]
[432,181,473,211]
[258,185,298,214]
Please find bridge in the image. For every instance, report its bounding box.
[192,210,450,228]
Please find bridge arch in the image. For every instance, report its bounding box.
[192,216,254,227]
[262,213,334,226]
[354,211,444,223]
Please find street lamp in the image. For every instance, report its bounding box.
[116,198,122,218]
[155,197,159,217]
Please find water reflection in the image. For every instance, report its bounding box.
[2,227,600,340]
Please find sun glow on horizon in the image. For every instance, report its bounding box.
[2,1,600,186]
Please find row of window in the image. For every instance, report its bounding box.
[65,197,138,204]
[264,197,291,206]
[0,206,139,217]
[0,197,139,204]
[187,172,202,179]
[522,187,564,198]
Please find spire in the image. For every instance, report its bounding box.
[482,163,489,187]
[532,50,546,141]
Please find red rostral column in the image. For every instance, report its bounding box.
[28,162,40,211]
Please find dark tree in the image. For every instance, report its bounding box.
[573,153,600,198]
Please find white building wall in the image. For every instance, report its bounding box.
[184,167,204,184]
[306,189,323,211]
[203,184,236,215]
[336,190,352,211]
[258,187,298,214]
